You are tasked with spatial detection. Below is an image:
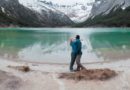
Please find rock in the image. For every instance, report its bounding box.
[8,65,30,72]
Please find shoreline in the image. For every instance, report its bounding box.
[0,58,130,90]
[0,55,127,66]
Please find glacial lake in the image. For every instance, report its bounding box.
[0,28,130,63]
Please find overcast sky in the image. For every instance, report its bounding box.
[46,0,94,5]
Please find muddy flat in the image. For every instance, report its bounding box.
[0,58,130,90]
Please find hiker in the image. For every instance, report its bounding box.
[69,35,85,72]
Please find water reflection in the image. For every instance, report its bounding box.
[0,28,130,63]
[88,29,130,60]
[89,31,130,49]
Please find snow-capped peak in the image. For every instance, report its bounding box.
[45,0,94,5]
[18,0,94,22]
[18,0,57,13]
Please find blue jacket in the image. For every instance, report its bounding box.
[70,39,82,55]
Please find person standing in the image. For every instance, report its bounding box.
[69,35,85,72]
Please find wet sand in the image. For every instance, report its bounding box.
[96,49,130,60]
[0,58,130,90]
[0,71,22,90]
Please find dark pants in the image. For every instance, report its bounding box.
[70,52,77,71]
[70,52,84,71]
[75,54,85,70]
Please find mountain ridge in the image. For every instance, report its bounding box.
[90,0,130,17]
[75,0,130,27]
[0,0,73,27]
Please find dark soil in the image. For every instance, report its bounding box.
[59,69,117,81]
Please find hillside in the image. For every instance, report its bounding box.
[0,0,73,27]
[74,0,130,27]
[75,3,130,27]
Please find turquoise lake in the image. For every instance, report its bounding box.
[0,28,130,63]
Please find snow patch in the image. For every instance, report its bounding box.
[122,6,126,10]
[51,3,93,22]
[18,0,94,22]
[18,0,57,13]
[1,7,5,13]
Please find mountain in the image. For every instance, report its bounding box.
[39,0,94,23]
[75,0,130,27]
[0,0,73,27]
[90,0,130,17]
[49,3,92,23]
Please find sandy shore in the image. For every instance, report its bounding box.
[0,58,130,90]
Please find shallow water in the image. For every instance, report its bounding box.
[0,28,130,63]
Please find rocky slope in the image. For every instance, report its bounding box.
[47,3,93,23]
[0,0,73,27]
[37,0,94,23]
[90,0,130,16]
[75,0,130,27]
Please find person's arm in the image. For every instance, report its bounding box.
[69,38,74,46]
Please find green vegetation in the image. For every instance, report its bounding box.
[75,6,130,27]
